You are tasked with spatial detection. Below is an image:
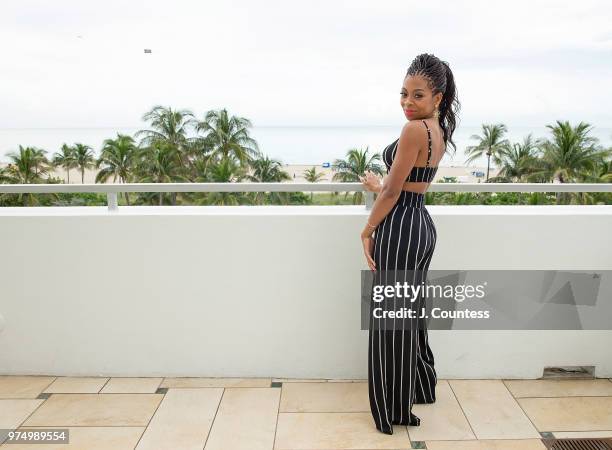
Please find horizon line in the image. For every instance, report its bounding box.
[1,123,611,131]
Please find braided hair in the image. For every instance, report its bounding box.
[406,53,460,156]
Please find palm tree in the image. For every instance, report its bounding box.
[96,134,139,205]
[72,143,96,183]
[134,140,190,205]
[531,121,609,204]
[53,144,78,183]
[4,146,50,183]
[136,105,195,156]
[568,152,612,205]
[465,123,510,181]
[195,108,259,167]
[536,121,606,182]
[198,156,250,206]
[136,105,196,204]
[29,147,51,178]
[590,154,612,183]
[303,166,326,202]
[246,153,292,204]
[2,146,52,205]
[332,147,384,205]
[487,134,543,183]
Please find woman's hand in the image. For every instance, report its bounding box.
[361,227,377,272]
[359,171,382,193]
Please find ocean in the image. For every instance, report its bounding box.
[1,125,611,168]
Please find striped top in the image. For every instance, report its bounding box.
[382,120,439,183]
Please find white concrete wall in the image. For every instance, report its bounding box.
[1,204,611,379]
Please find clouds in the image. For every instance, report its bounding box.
[1,0,611,128]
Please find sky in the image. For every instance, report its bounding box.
[1,0,611,129]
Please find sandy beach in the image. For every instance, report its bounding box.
[283,164,499,184]
[0,163,499,184]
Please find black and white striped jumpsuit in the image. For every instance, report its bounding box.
[368,119,438,434]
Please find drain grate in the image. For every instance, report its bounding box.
[542,366,595,379]
[542,438,612,449]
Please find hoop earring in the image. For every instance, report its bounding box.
[433,107,440,119]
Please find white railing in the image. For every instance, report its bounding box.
[0,182,610,211]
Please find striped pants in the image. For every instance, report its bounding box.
[368,191,438,434]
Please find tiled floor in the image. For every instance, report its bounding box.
[1,376,612,449]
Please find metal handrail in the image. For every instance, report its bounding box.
[0,182,610,211]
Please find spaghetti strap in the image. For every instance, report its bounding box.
[421,120,432,168]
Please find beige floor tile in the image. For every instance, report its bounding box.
[43,377,109,394]
[280,382,368,412]
[136,388,222,450]
[161,377,271,388]
[22,394,163,427]
[448,380,540,439]
[327,379,368,383]
[275,412,410,449]
[0,399,44,429]
[204,388,279,450]
[273,378,328,383]
[0,376,56,399]
[504,379,612,398]
[1,426,145,449]
[518,396,612,431]
[426,439,547,449]
[553,430,612,438]
[408,380,475,441]
[101,378,163,393]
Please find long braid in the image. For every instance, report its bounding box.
[406,54,461,156]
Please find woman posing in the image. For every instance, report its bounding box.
[360,53,460,434]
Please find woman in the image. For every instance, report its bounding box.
[359,53,460,434]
